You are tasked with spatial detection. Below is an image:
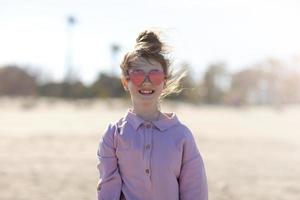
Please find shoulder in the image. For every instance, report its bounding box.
[102,117,127,136]
[177,123,195,142]
[168,113,192,134]
[99,117,127,147]
[166,113,195,140]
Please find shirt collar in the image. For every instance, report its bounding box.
[123,109,179,132]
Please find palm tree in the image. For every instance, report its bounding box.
[110,43,121,75]
[64,15,77,84]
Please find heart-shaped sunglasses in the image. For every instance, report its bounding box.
[126,69,166,86]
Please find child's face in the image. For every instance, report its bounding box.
[123,57,165,106]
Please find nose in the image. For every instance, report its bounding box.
[142,75,152,85]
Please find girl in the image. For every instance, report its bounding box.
[97,30,208,200]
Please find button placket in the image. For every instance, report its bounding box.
[144,123,152,180]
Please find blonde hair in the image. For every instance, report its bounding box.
[120,29,185,99]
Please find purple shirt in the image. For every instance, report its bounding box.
[97,110,208,200]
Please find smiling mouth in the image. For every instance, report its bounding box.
[139,89,155,95]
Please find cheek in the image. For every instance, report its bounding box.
[156,83,165,93]
[127,82,139,93]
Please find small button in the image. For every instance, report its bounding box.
[145,144,151,150]
[145,169,150,174]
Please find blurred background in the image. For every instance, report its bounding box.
[0,0,300,200]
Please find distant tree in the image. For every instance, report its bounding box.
[91,72,126,98]
[280,71,300,104]
[228,68,261,105]
[228,58,294,106]
[65,81,90,98]
[202,62,230,104]
[37,82,63,97]
[0,65,37,96]
[38,80,91,99]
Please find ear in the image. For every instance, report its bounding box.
[121,77,129,91]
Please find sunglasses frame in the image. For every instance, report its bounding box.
[126,69,166,86]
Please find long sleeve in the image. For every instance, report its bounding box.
[97,124,122,200]
[179,131,208,200]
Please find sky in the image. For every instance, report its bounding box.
[1,0,300,84]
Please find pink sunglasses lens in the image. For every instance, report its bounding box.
[149,71,165,85]
[129,70,145,86]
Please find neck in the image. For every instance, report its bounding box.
[132,102,161,122]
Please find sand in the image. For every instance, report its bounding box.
[0,97,299,200]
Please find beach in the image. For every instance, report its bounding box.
[0,98,299,200]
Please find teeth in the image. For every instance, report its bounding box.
[142,90,151,94]
[139,90,154,94]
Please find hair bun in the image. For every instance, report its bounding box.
[135,30,163,54]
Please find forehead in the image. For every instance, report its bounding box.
[129,57,163,71]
